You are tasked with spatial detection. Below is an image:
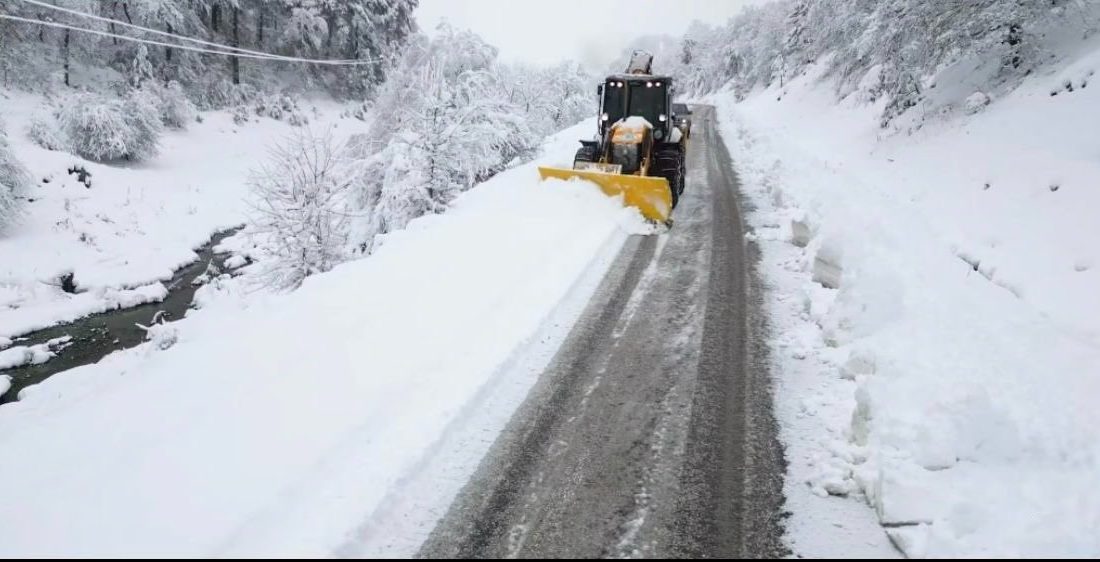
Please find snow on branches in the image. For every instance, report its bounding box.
[248,127,353,291]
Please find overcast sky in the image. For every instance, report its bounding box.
[415,0,765,71]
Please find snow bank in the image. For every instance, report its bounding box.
[0,336,70,370]
[717,49,1100,557]
[1,282,168,338]
[0,121,646,556]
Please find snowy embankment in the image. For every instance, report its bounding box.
[717,52,1100,557]
[0,121,646,557]
[0,89,359,338]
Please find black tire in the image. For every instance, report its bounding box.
[574,145,597,167]
[653,144,685,209]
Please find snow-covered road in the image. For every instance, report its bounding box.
[412,106,786,558]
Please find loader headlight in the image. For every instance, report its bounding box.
[658,114,667,122]
[601,112,609,122]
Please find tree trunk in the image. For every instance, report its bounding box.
[257,9,265,46]
[231,7,240,85]
[212,4,221,33]
[325,12,337,54]
[166,23,173,64]
[63,29,70,87]
[110,1,119,45]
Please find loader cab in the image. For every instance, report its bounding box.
[598,75,674,142]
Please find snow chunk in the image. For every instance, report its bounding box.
[224,254,248,269]
[108,283,168,308]
[964,92,991,115]
[619,116,653,129]
[0,337,69,370]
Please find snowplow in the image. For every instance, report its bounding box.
[538,51,686,225]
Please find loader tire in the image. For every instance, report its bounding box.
[654,145,685,208]
[574,145,597,167]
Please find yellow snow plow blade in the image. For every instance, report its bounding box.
[537,166,672,224]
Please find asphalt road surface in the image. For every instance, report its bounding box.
[419,106,787,559]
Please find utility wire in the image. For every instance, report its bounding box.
[14,0,372,64]
[15,0,371,64]
[0,14,378,65]
[2,2,378,65]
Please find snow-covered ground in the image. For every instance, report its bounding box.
[0,120,649,556]
[717,47,1100,557]
[0,89,365,338]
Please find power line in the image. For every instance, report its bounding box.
[13,0,372,64]
[0,14,379,66]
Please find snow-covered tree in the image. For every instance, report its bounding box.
[678,0,1097,123]
[349,26,539,251]
[0,121,28,232]
[248,128,353,290]
[1,0,105,88]
[129,45,157,89]
[499,62,595,137]
[0,0,418,99]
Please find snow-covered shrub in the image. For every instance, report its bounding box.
[248,128,352,290]
[254,93,308,126]
[154,81,197,130]
[124,90,166,158]
[59,91,163,162]
[232,104,251,126]
[25,112,67,151]
[286,111,309,127]
[0,123,29,231]
[196,79,258,111]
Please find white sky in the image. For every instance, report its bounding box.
[415,0,765,71]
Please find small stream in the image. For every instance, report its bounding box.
[0,228,242,404]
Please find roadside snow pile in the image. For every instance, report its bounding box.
[717,48,1100,558]
[0,120,648,557]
